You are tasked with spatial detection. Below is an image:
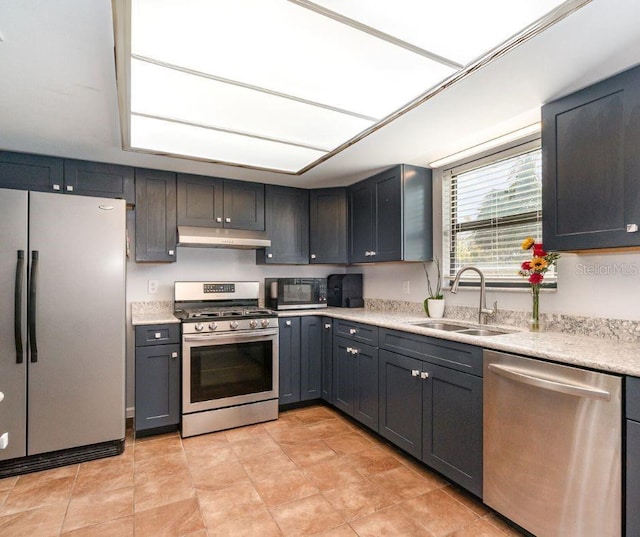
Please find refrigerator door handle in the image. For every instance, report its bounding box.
[29,250,39,362]
[15,250,25,363]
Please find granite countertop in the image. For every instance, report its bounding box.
[278,307,640,377]
[131,311,180,325]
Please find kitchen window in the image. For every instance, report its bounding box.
[442,139,553,287]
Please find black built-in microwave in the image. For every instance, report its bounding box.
[264,278,327,310]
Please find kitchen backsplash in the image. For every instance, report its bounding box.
[365,299,640,343]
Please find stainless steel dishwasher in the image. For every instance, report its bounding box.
[483,350,621,537]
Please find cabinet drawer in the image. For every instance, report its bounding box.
[626,376,640,421]
[379,328,482,376]
[135,324,180,346]
[334,320,378,346]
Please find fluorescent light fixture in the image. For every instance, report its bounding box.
[115,0,578,174]
[429,123,542,169]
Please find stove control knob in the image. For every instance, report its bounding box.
[209,322,218,331]
[230,321,239,330]
[249,319,258,329]
[261,319,270,328]
[194,323,204,332]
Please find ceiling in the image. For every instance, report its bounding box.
[1,0,640,188]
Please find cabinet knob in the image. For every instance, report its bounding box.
[225,217,231,223]
[171,352,178,359]
[364,251,371,256]
[370,251,376,256]
[154,332,162,339]
[420,372,430,379]
[627,224,638,233]
[324,323,331,329]
[267,253,273,258]
[346,346,353,353]
[66,185,74,192]
[351,348,359,355]
[216,217,222,223]
[349,328,357,335]
[285,320,291,326]
[53,184,61,191]
[168,250,175,256]
[411,369,420,377]
[311,254,317,259]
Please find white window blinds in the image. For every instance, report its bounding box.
[443,142,552,285]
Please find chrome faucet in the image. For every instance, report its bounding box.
[450,266,498,325]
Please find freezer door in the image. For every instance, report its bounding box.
[28,192,126,455]
[0,189,28,461]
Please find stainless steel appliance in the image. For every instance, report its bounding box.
[0,189,126,476]
[175,281,278,437]
[264,277,327,310]
[484,350,621,537]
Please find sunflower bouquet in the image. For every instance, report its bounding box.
[518,237,560,329]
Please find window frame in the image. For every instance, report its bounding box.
[441,136,554,289]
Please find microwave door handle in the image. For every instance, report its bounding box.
[15,250,25,364]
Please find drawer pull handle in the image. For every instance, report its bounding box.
[420,372,430,379]
[627,223,638,233]
[324,323,331,329]
[411,369,420,377]
[349,328,357,335]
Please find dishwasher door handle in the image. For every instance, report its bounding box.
[487,363,611,401]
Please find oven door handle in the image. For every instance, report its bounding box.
[184,329,279,342]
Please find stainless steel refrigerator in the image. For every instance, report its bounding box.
[0,189,125,470]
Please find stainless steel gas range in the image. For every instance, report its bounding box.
[174,281,278,437]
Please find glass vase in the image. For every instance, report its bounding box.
[529,285,541,331]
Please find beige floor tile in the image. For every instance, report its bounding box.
[270,493,344,536]
[0,476,18,492]
[62,486,133,533]
[134,497,205,537]
[189,459,250,491]
[449,516,515,537]
[135,472,195,512]
[208,507,282,537]
[230,434,282,460]
[240,449,298,481]
[184,444,237,469]
[311,524,359,536]
[253,469,319,507]
[302,458,366,491]
[60,515,134,536]
[322,480,395,522]
[0,502,67,537]
[134,451,188,482]
[369,465,444,502]
[322,432,374,455]
[1,475,75,515]
[283,440,339,467]
[0,491,8,509]
[73,461,134,497]
[224,423,269,442]
[443,485,489,516]
[306,418,354,438]
[400,489,479,536]
[181,430,228,451]
[346,447,403,477]
[15,465,78,485]
[350,503,432,536]
[197,482,266,528]
[267,425,325,446]
[133,435,183,460]
[289,406,337,426]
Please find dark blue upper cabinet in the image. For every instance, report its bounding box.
[348,164,432,263]
[542,64,640,250]
[0,151,63,193]
[64,160,135,203]
[309,187,348,264]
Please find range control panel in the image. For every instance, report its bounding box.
[203,283,235,294]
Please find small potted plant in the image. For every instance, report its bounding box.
[423,258,445,318]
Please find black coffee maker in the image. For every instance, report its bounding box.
[327,274,363,308]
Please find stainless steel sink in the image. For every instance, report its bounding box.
[411,321,470,331]
[456,328,510,337]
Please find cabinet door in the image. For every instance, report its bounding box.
[378,350,423,458]
[278,318,301,404]
[373,167,402,262]
[321,318,333,403]
[300,316,322,401]
[309,188,347,264]
[135,169,177,263]
[258,185,309,264]
[542,65,640,250]
[64,160,134,203]
[135,344,180,432]
[0,151,63,192]
[348,180,374,263]
[627,419,640,537]
[223,179,264,230]
[333,336,355,416]
[422,363,483,497]
[176,173,224,227]
[352,342,379,431]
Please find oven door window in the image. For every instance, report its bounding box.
[190,340,273,403]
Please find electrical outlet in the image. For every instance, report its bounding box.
[402,280,410,294]
[148,280,159,294]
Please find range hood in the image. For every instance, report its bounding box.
[177,226,271,249]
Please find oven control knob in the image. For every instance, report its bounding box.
[230,321,239,330]
[249,319,258,329]
[261,319,270,328]
[194,323,204,332]
[209,322,217,331]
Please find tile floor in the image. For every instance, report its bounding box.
[0,405,524,536]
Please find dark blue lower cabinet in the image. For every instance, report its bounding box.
[134,343,180,433]
[278,317,301,405]
[300,317,322,401]
[320,318,333,403]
